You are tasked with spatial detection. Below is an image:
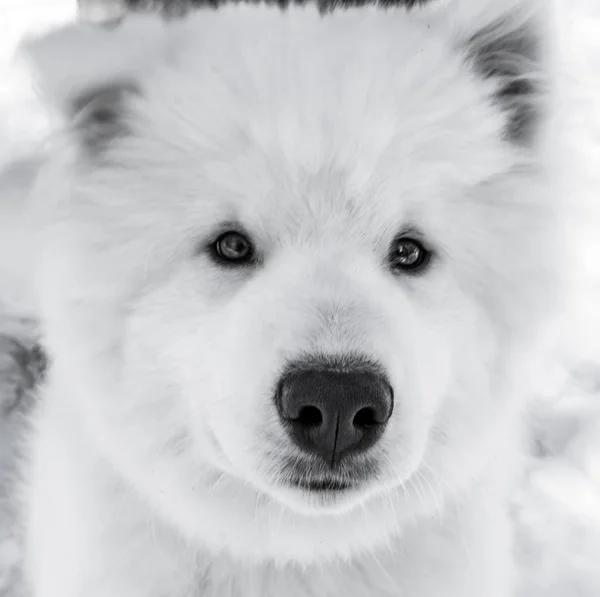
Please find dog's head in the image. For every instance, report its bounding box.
[25,0,559,564]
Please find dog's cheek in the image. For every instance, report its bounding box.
[423,306,510,486]
[188,318,285,473]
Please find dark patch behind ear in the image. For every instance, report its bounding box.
[70,81,139,154]
[466,17,544,146]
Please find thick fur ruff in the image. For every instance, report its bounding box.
[19,1,562,595]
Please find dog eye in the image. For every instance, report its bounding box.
[389,237,431,273]
[211,231,255,265]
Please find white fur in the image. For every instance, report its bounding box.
[19,1,562,595]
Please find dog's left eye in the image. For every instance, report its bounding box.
[389,237,431,273]
[211,231,255,265]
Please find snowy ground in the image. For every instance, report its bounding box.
[0,1,599,596]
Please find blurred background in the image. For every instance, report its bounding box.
[0,1,599,596]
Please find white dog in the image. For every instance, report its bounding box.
[19,0,562,595]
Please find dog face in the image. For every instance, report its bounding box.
[26,1,558,564]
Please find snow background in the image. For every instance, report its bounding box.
[0,1,599,595]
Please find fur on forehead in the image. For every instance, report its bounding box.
[21,0,550,150]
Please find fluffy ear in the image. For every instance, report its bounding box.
[18,15,168,151]
[447,0,553,146]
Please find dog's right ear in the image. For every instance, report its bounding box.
[19,15,168,151]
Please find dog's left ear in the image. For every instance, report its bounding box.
[446,0,553,146]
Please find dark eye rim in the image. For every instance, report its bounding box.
[388,235,433,274]
[207,228,257,267]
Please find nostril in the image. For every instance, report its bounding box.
[353,407,379,428]
[297,406,323,427]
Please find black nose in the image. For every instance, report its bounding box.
[275,360,394,466]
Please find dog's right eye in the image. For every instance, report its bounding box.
[210,231,255,266]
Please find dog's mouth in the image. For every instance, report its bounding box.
[268,458,380,514]
[278,454,377,495]
[288,477,353,492]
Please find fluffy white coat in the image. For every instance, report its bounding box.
[18,1,563,595]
